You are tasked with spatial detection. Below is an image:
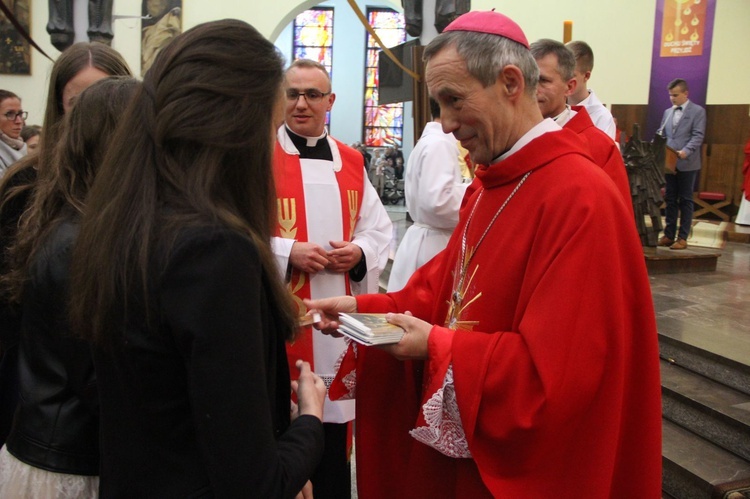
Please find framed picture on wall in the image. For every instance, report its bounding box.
[0,0,31,75]
[141,0,182,76]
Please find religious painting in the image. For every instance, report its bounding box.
[0,0,31,75]
[141,0,182,76]
[660,0,707,57]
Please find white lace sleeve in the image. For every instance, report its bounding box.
[409,364,472,458]
[331,341,357,400]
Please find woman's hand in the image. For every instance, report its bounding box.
[295,480,314,499]
[291,360,326,421]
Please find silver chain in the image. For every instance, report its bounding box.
[457,171,532,291]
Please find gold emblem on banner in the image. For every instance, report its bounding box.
[278,198,297,239]
[289,271,307,316]
[347,190,358,240]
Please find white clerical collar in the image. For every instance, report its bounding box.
[494,118,562,162]
[285,125,328,147]
[551,105,574,127]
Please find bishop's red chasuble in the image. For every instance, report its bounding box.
[339,128,661,498]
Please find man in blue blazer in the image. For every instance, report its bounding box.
[657,78,706,250]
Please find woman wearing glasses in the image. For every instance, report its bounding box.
[0,43,131,455]
[0,77,139,498]
[0,90,27,175]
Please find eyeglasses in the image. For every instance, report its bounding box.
[286,89,331,103]
[4,111,27,121]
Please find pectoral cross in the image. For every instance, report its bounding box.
[445,247,481,331]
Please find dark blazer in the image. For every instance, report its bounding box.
[93,225,324,498]
[6,217,100,475]
[658,100,706,172]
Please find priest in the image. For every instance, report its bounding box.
[530,38,633,216]
[272,59,392,498]
[308,10,661,499]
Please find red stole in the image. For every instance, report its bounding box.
[273,137,364,373]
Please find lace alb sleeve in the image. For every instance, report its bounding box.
[409,364,472,458]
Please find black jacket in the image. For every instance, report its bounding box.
[6,218,100,475]
[0,164,37,447]
[92,225,324,498]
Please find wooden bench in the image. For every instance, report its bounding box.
[693,191,731,221]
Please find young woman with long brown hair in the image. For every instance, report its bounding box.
[0,42,131,450]
[69,20,326,498]
[0,76,139,498]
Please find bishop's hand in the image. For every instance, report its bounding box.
[304,296,357,335]
[378,312,431,361]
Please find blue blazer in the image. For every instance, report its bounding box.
[658,100,706,172]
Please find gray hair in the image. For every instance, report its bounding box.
[530,38,576,81]
[423,31,539,96]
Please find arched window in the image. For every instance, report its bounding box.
[292,7,334,127]
[292,7,334,74]
[364,8,406,147]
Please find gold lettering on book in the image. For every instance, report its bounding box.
[347,190,358,240]
[278,198,297,239]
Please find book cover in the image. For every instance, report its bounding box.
[337,313,404,345]
[339,313,404,335]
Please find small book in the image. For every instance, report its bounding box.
[664,146,679,174]
[337,313,404,346]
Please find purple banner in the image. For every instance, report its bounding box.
[645,0,716,139]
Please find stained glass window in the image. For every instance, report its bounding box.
[364,9,406,147]
[293,8,334,75]
[292,7,334,127]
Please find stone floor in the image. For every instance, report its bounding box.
[650,240,750,366]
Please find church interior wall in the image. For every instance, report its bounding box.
[2,0,747,155]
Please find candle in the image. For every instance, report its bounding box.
[563,20,573,43]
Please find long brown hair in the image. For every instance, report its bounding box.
[2,42,131,176]
[0,43,131,306]
[0,43,132,242]
[2,77,139,303]
[69,19,296,344]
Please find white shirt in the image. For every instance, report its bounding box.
[388,122,468,292]
[577,89,617,142]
